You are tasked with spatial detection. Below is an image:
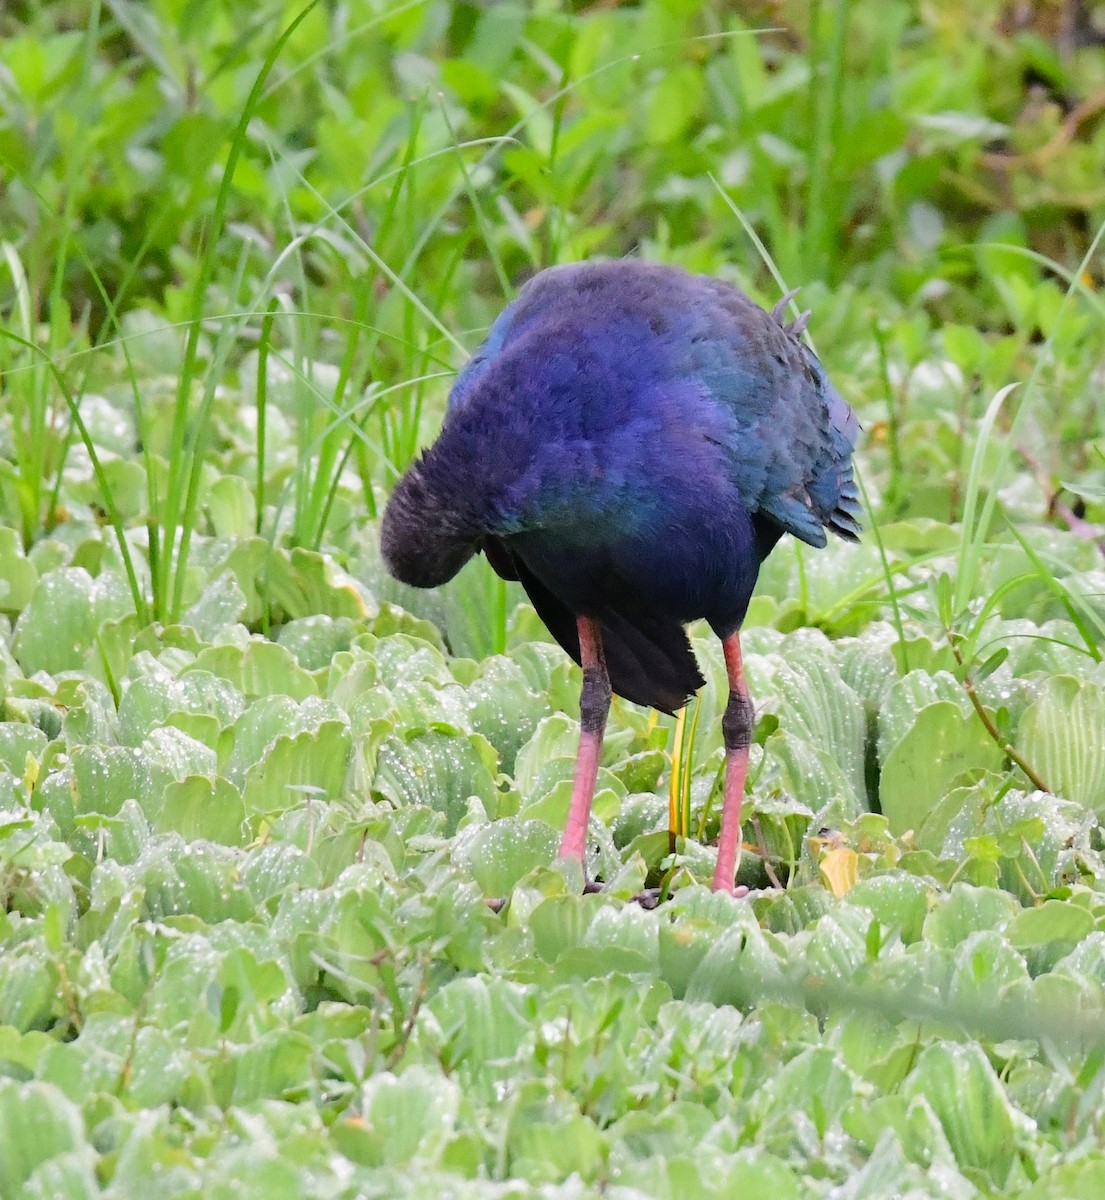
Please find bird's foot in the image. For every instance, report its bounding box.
[485,882,665,911]
[584,880,664,909]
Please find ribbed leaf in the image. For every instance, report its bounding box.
[1018,675,1105,813]
[879,702,1004,834]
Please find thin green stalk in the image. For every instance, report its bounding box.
[256,301,277,535]
[872,321,904,512]
[669,696,701,850]
[0,329,147,622]
[171,244,254,618]
[953,383,1019,616]
[1007,528,1105,661]
[440,96,512,298]
[856,469,909,673]
[946,634,1051,794]
[805,0,849,280]
[158,0,323,620]
[954,218,1105,621]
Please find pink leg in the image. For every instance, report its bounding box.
[559,616,611,864]
[711,632,753,895]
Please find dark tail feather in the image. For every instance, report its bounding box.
[597,608,705,713]
[828,463,863,542]
[507,552,704,713]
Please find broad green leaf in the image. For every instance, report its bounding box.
[141,725,217,779]
[123,1025,197,1109]
[276,614,359,671]
[0,1026,52,1075]
[224,695,344,784]
[508,641,579,714]
[770,728,866,819]
[374,731,498,835]
[879,702,1004,834]
[838,632,901,710]
[373,633,454,690]
[138,837,257,925]
[0,1080,84,1193]
[947,929,1031,1012]
[425,976,535,1092]
[190,639,318,701]
[181,571,247,640]
[205,474,256,538]
[60,677,119,747]
[241,843,322,902]
[325,652,380,709]
[156,775,246,845]
[757,1045,856,1139]
[0,526,37,614]
[846,874,930,943]
[1018,676,1105,813]
[12,567,133,675]
[215,1029,314,1106]
[334,1067,460,1166]
[0,723,47,775]
[1019,1155,1105,1200]
[685,914,787,1009]
[902,1042,1019,1184]
[519,775,622,833]
[38,744,167,824]
[369,604,446,650]
[878,670,969,762]
[1008,900,1095,948]
[614,791,668,846]
[387,678,472,734]
[241,721,352,816]
[512,713,582,798]
[503,1079,606,1184]
[0,950,56,1032]
[72,456,146,519]
[770,635,868,806]
[117,668,245,746]
[463,655,549,772]
[23,1150,99,1200]
[923,883,1020,948]
[453,817,559,896]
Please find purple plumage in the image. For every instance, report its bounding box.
[381,259,860,893]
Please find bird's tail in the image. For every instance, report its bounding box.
[509,555,703,713]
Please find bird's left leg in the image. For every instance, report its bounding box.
[711,631,754,895]
[559,615,611,864]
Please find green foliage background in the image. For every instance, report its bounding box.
[3,0,1105,1196]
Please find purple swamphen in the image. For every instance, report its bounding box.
[381,260,860,894]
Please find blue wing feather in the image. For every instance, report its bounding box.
[440,261,861,554]
[676,276,861,549]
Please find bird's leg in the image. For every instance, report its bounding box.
[559,615,611,865]
[711,632,754,895]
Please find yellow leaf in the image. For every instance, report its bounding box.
[819,846,860,897]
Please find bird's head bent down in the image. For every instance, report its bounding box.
[379,452,480,589]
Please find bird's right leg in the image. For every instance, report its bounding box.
[559,615,611,864]
[711,631,753,895]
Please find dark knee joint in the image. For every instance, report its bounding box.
[580,666,612,734]
[722,690,755,753]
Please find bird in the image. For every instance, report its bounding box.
[380,259,861,894]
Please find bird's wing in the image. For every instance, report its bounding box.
[688,288,862,548]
